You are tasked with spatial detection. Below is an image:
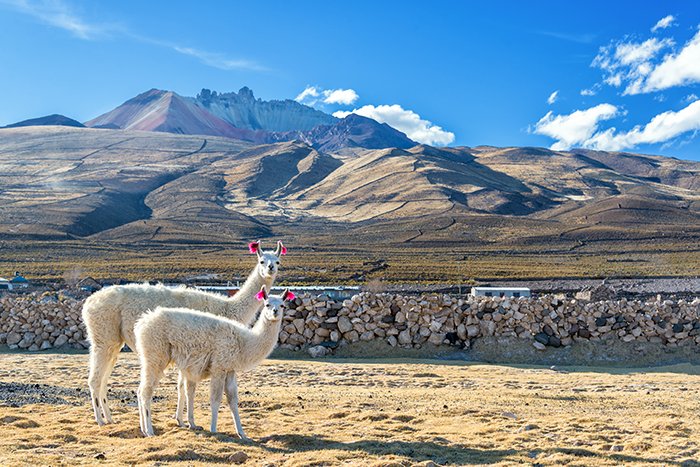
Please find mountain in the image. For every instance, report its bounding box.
[83,88,416,152]
[194,87,336,132]
[4,114,85,128]
[84,89,272,142]
[0,126,697,248]
[281,114,416,153]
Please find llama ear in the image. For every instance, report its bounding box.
[248,241,261,255]
[282,289,295,302]
[256,286,268,301]
[275,240,287,256]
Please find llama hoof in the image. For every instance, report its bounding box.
[188,424,203,431]
[175,419,186,428]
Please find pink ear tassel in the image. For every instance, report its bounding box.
[248,242,260,254]
[284,291,296,301]
[255,290,266,301]
[280,245,287,255]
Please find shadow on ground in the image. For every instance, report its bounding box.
[258,433,517,464]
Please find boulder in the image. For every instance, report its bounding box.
[398,329,412,345]
[6,331,21,346]
[308,345,329,358]
[337,316,353,333]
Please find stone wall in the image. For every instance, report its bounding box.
[281,292,700,356]
[1,290,699,356]
[0,293,87,351]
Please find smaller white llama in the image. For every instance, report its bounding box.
[135,285,294,438]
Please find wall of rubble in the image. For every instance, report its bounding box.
[281,293,700,355]
[1,290,699,355]
[0,293,87,351]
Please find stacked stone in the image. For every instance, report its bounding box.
[0,292,88,351]
[278,292,700,352]
[0,290,699,352]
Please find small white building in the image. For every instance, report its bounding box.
[471,287,530,298]
[0,278,12,291]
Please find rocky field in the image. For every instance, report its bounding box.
[0,353,698,466]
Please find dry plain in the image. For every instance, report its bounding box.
[0,352,699,466]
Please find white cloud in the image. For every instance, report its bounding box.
[0,0,104,39]
[172,46,265,71]
[532,104,620,150]
[592,37,674,94]
[580,87,597,96]
[584,100,700,150]
[334,104,455,146]
[536,30,596,44]
[0,0,264,71]
[295,86,359,106]
[640,28,700,93]
[651,15,676,33]
[684,93,699,103]
[322,88,358,105]
[534,101,700,151]
[547,90,559,105]
[295,86,319,104]
[615,38,673,65]
[592,25,700,95]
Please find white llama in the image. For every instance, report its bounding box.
[135,285,294,438]
[82,240,287,426]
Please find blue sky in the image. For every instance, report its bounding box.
[1,1,699,160]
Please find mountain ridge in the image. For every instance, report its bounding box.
[0,126,696,247]
[83,87,416,151]
[194,87,337,132]
[4,114,85,128]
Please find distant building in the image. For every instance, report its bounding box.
[9,272,28,289]
[0,278,12,291]
[471,287,530,298]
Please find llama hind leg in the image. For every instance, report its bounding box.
[225,372,248,440]
[87,343,121,426]
[98,345,121,424]
[173,372,186,427]
[137,364,162,437]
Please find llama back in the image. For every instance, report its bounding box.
[83,283,241,350]
[135,307,245,377]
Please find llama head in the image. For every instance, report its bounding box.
[249,240,287,280]
[256,286,295,321]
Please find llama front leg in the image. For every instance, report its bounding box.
[184,378,201,430]
[225,372,248,440]
[173,371,186,427]
[209,375,225,433]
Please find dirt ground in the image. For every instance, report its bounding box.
[0,352,699,466]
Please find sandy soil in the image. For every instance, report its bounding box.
[0,352,699,466]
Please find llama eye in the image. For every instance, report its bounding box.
[260,261,264,265]
[275,261,280,265]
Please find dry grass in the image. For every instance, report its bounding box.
[0,353,699,466]
[1,237,699,284]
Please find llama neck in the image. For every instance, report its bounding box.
[227,267,275,325]
[237,316,282,370]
